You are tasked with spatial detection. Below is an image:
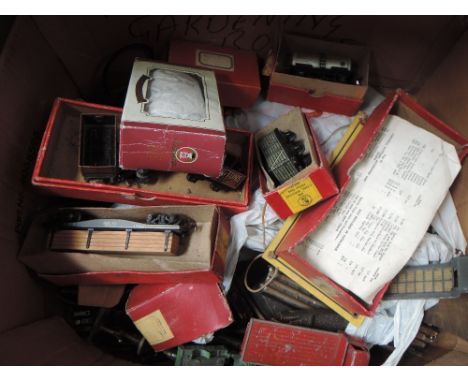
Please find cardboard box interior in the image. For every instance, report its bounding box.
[255,108,319,191]
[37,100,251,203]
[19,205,218,275]
[1,15,468,364]
[272,34,369,99]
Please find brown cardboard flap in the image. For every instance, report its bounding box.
[0,316,133,365]
[18,205,217,275]
[400,331,468,366]
[417,31,468,139]
[416,31,468,251]
[77,285,125,308]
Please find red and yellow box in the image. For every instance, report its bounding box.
[126,282,233,352]
[169,39,261,108]
[267,34,370,116]
[32,98,253,216]
[18,205,230,286]
[256,108,338,220]
[262,90,468,327]
[240,319,369,366]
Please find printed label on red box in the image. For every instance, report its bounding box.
[196,50,235,71]
[133,309,174,346]
[278,178,323,214]
[175,147,198,163]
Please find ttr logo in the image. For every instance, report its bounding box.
[175,147,198,163]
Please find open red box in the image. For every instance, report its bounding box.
[32,98,253,216]
[267,34,370,116]
[18,205,230,286]
[169,39,261,108]
[256,108,339,220]
[126,282,233,352]
[263,90,468,326]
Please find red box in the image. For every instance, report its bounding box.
[240,319,369,366]
[120,59,226,177]
[18,205,230,286]
[32,98,253,216]
[256,108,338,219]
[267,34,370,116]
[263,90,468,323]
[168,40,261,109]
[126,282,233,352]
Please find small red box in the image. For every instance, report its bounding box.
[18,205,230,286]
[32,98,253,216]
[240,319,369,366]
[126,282,233,352]
[263,90,468,323]
[267,34,370,116]
[120,59,226,177]
[256,108,338,219]
[168,40,261,109]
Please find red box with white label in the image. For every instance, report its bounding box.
[32,98,253,216]
[120,58,226,177]
[256,108,338,219]
[262,90,468,325]
[240,319,369,366]
[168,40,261,108]
[18,205,230,286]
[126,282,233,352]
[267,34,370,116]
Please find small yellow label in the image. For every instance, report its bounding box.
[134,310,174,346]
[279,177,322,213]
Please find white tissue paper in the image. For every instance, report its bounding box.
[222,189,283,292]
[146,69,206,121]
[345,192,467,366]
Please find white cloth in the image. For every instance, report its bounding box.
[146,69,206,121]
[222,189,283,292]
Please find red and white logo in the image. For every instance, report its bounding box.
[175,147,198,163]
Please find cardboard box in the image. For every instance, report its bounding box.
[18,205,230,286]
[168,40,261,108]
[240,319,369,366]
[267,34,370,116]
[32,98,253,216]
[4,16,468,367]
[256,108,338,219]
[126,282,233,352]
[262,90,468,327]
[119,59,226,177]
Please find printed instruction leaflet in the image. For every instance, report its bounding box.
[297,115,461,304]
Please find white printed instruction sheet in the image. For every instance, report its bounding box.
[296,115,461,304]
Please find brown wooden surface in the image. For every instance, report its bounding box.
[50,230,179,256]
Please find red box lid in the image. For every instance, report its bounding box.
[240,319,364,366]
[169,40,261,108]
[126,282,233,351]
